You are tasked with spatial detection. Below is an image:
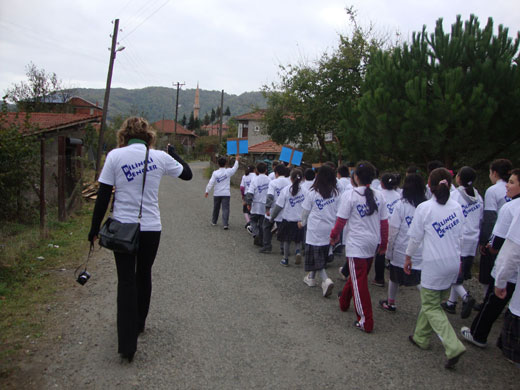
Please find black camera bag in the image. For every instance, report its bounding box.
[99,146,149,255]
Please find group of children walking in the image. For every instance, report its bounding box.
[205,156,520,370]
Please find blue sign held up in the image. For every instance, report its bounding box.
[279,145,303,166]
[227,138,248,155]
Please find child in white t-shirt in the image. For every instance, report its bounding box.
[270,168,305,266]
[330,161,388,333]
[373,172,401,287]
[379,173,426,312]
[478,158,513,301]
[245,162,270,246]
[442,167,483,318]
[405,168,466,369]
[299,165,340,297]
[240,165,255,229]
[205,155,240,229]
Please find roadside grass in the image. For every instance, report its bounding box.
[0,202,93,379]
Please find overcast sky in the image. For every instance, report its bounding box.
[1,0,519,96]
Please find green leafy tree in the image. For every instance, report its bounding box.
[203,113,210,126]
[224,106,231,116]
[187,111,195,130]
[215,106,221,119]
[0,105,39,221]
[4,62,70,112]
[210,108,216,123]
[263,8,384,162]
[181,114,187,126]
[347,15,520,169]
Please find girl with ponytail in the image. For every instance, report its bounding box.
[330,161,389,333]
[270,168,306,266]
[443,167,483,318]
[404,167,466,369]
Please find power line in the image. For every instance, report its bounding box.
[120,0,171,41]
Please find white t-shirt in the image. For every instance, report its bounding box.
[490,198,520,284]
[302,188,340,246]
[301,180,314,195]
[276,185,305,222]
[451,187,484,256]
[205,160,239,196]
[337,177,353,194]
[240,173,254,194]
[494,209,520,315]
[247,174,270,215]
[268,171,276,180]
[337,187,388,258]
[389,199,423,269]
[408,197,464,290]
[381,189,401,217]
[267,176,291,221]
[484,179,510,212]
[98,144,184,231]
[371,179,381,191]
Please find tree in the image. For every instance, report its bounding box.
[224,106,231,116]
[4,62,70,112]
[187,111,195,130]
[348,15,520,169]
[203,113,210,126]
[215,106,221,120]
[263,7,385,161]
[210,108,216,123]
[181,114,187,126]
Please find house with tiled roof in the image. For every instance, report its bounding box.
[234,109,269,147]
[201,123,229,137]
[0,111,102,212]
[151,119,198,152]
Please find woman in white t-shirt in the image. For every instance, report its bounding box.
[299,165,340,298]
[373,172,401,287]
[379,173,426,312]
[88,117,192,362]
[270,168,305,266]
[404,168,466,369]
[330,161,388,333]
[240,165,255,229]
[442,167,483,318]
[478,158,513,299]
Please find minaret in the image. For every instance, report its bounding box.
[193,82,200,120]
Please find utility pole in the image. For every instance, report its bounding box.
[173,82,185,139]
[218,89,224,146]
[95,19,124,180]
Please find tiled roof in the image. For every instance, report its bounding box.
[0,112,102,134]
[151,120,197,137]
[248,139,282,154]
[234,109,266,121]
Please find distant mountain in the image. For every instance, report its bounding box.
[68,87,267,123]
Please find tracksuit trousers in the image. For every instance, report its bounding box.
[339,257,374,332]
[114,231,161,356]
[412,287,466,359]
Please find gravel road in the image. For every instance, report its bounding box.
[7,161,519,389]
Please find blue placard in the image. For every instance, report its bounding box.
[291,150,303,166]
[239,139,248,154]
[227,140,237,155]
[279,146,292,163]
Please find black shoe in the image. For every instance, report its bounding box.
[259,246,272,253]
[441,301,456,314]
[445,350,465,369]
[473,302,483,312]
[461,294,475,319]
[120,352,135,363]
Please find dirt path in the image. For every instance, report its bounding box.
[4,161,519,389]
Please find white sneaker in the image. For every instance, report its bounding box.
[303,274,316,287]
[460,326,487,348]
[322,278,334,297]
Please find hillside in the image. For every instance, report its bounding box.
[69,87,267,123]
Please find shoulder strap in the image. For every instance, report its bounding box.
[138,147,149,220]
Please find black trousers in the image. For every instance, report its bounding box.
[212,196,230,226]
[471,277,516,343]
[374,253,386,283]
[114,231,161,355]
